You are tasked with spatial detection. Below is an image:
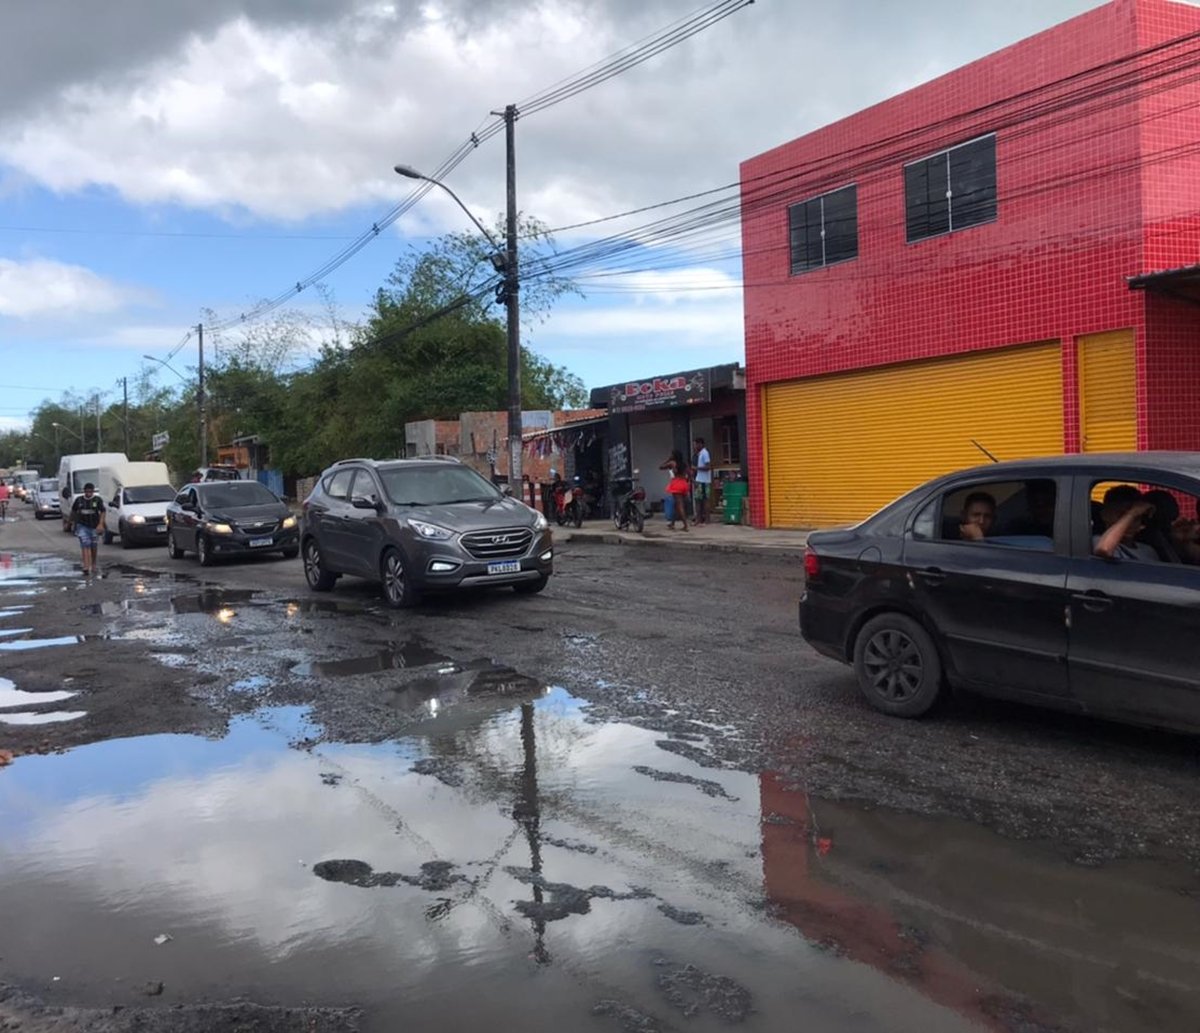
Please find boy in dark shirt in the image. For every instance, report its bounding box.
[69,482,107,577]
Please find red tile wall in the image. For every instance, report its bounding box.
[740,0,1200,525]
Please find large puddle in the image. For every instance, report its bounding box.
[2,684,1197,1032]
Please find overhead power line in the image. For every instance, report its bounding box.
[197,0,754,335]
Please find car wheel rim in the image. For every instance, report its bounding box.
[863,629,923,702]
[304,543,322,585]
[198,538,207,562]
[384,554,405,603]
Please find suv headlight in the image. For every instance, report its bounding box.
[533,511,549,531]
[408,518,453,541]
[129,514,146,524]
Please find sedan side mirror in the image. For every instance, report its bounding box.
[62,488,70,500]
[351,494,381,510]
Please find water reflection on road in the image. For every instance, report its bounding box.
[2,673,1196,1032]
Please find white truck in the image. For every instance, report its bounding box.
[58,453,130,533]
[105,461,176,548]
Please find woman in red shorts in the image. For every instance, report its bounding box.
[659,449,691,531]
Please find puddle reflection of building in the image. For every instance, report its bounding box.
[758,772,1200,1033]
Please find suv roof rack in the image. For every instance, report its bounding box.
[331,458,376,467]
[411,454,462,463]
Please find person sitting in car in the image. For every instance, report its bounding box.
[1141,488,1200,564]
[1093,485,1160,561]
[957,491,996,541]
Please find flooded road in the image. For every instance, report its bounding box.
[1,518,1199,1032]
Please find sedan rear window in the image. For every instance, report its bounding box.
[379,465,501,506]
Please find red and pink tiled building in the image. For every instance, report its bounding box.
[740,0,1200,528]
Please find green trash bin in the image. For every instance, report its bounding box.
[721,481,748,525]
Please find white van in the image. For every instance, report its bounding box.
[58,453,130,532]
[106,462,175,547]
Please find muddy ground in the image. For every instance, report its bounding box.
[1,510,1198,1032]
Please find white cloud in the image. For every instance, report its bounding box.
[0,258,149,319]
[0,2,1102,227]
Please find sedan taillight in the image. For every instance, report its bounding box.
[803,547,821,580]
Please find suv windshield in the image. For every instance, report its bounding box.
[202,482,278,508]
[125,485,176,504]
[38,479,58,492]
[380,465,502,506]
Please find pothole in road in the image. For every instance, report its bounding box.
[290,640,450,678]
[0,709,87,725]
[0,677,78,709]
[0,659,1194,1033]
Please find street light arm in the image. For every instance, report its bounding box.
[394,164,505,256]
[51,422,83,443]
[143,354,189,384]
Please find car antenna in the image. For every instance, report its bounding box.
[971,439,1000,463]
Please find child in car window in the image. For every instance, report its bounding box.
[958,491,996,541]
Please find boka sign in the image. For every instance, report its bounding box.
[607,368,710,414]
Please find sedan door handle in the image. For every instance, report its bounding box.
[916,567,947,585]
[1071,590,1113,612]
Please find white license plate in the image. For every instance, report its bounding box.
[156,525,168,533]
[487,560,521,575]
[249,537,274,548]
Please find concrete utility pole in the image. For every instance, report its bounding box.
[197,323,208,467]
[122,377,129,455]
[95,394,102,450]
[503,104,523,489]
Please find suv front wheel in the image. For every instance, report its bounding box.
[380,547,421,609]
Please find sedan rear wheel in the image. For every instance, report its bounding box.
[380,547,420,609]
[852,613,943,718]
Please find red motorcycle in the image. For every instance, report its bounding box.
[552,477,587,528]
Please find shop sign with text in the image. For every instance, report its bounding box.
[608,368,710,414]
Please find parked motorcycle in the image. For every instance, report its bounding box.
[611,471,645,533]
[553,476,587,528]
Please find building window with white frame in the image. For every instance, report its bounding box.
[904,134,997,243]
[788,183,858,275]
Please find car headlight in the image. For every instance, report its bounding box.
[533,511,549,531]
[407,518,453,540]
[128,514,146,524]
[205,521,234,534]
[281,515,297,529]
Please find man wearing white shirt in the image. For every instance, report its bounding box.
[693,437,712,525]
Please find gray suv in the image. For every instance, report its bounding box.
[300,457,553,607]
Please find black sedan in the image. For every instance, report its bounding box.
[166,480,299,566]
[800,452,1200,734]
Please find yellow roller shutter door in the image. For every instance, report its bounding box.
[1077,330,1136,453]
[764,342,1064,528]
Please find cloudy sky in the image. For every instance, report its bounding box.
[0,0,1102,432]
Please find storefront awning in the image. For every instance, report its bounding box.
[522,415,608,441]
[1127,263,1200,305]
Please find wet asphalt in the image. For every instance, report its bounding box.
[0,508,1198,1033]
